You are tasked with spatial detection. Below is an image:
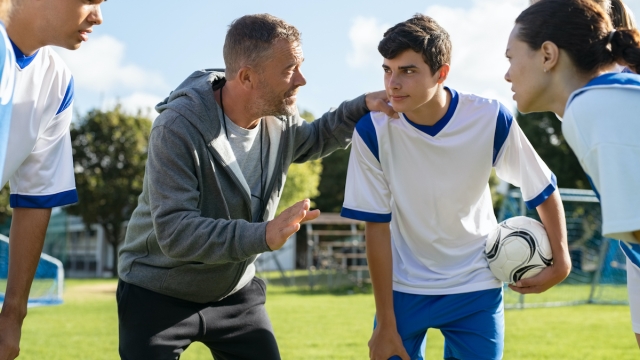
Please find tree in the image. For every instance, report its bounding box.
[68,106,152,274]
[312,147,350,213]
[516,111,589,189]
[276,110,323,214]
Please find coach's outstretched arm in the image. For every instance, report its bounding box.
[365,222,410,360]
[509,190,571,294]
[0,208,51,360]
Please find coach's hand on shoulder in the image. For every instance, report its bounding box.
[266,199,320,251]
[0,312,21,360]
[508,261,571,295]
[365,91,398,119]
[368,325,410,360]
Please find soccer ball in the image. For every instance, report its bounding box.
[485,216,553,284]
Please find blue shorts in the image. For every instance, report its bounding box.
[374,288,504,360]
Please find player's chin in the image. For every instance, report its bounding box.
[60,41,83,51]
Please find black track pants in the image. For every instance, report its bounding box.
[117,277,280,360]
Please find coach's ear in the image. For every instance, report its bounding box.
[435,64,450,84]
[237,66,258,90]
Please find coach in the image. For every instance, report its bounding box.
[116,13,392,359]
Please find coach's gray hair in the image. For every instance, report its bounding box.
[223,14,301,78]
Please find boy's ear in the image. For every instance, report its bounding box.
[436,64,450,84]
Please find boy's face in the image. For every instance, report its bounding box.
[40,0,105,50]
[382,50,443,114]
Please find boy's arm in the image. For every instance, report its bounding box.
[365,222,409,360]
[0,208,51,360]
[509,190,571,294]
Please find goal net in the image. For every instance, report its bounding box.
[0,234,64,307]
[498,188,628,309]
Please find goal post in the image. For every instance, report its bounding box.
[499,188,628,309]
[0,234,64,307]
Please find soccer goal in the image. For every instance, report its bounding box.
[498,188,628,309]
[0,234,64,307]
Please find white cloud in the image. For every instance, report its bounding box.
[424,0,529,108]
[55,35,168,93]
[346,17,390,69]
[102,92,164,121]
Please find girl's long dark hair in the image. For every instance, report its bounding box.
[516,0,640,73]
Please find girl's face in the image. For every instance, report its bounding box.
[504,25,552,113]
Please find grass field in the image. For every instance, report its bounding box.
[15,277,639,359]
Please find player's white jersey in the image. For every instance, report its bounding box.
[341,88,556,294]
[0,23,15,185]
[1,41,77,208]
[563,73,640,268]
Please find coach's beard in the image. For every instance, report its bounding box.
[252,87,299,118]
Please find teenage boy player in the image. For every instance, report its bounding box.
[0,1,105,358]
[341,15,571,360]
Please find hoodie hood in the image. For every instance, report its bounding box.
[155,68,226,141]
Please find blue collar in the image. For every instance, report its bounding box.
[403,87,459,137]
[583,72,640,88]
[10,38,39,69]
[567,72,640,108]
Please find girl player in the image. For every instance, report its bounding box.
[505,0,640,348]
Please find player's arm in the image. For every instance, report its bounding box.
[509,191,571,294]
[493,108,570,294]
[0,208,51,360]
[366,222,410,360]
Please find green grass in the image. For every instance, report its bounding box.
[13,277,639,359]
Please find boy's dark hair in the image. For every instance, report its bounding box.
[223,14,301,78]
[378,14,452,75]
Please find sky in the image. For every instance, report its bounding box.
[55,0,640,121]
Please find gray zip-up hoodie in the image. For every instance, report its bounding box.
[118,69,369,303]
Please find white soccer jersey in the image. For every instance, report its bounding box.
[0,41,77,208]
[563,73,640,268]
[341,88,556,294]
[0,23,15,184]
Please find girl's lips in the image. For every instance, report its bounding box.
[79,31,91,42]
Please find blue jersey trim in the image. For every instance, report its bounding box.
[524,173,557,209]
[10,189,78,208]
[621,242,640,268]
[586,174,601,201]
[10,39,39,69]
[355,113,380,162]
[583,72,640,88]
[341,207,391,223]
[492,103,513,166]
[403,87,459,137]
[56,77,74,115]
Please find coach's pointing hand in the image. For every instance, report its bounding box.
[266,199,320,251]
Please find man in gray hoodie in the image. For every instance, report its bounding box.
[116,13,393,360]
